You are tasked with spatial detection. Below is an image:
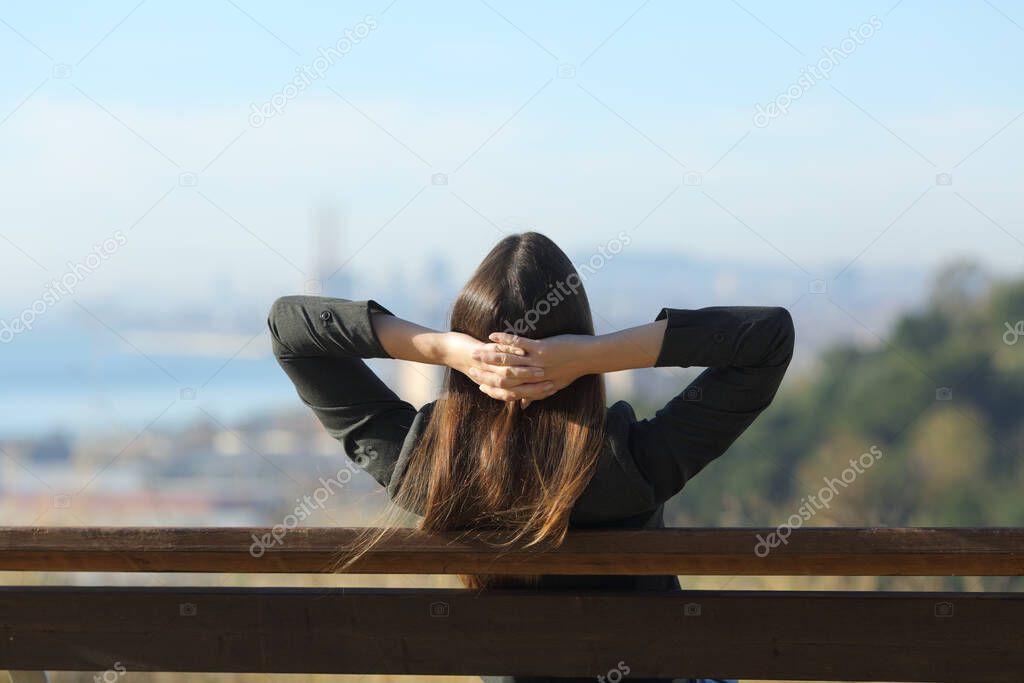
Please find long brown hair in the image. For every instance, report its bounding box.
[340,232,607,588]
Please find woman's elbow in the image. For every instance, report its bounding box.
[267,296,299,357]
[768,306,795,365]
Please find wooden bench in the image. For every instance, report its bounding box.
[1,526,1022,682]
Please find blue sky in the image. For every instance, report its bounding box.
[1,0,1023,307]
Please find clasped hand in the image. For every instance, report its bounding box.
[444,331,591,409]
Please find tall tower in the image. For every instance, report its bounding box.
[310,203,351,297]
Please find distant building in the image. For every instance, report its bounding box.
[309,203,352,298]
[396,361,441,409]
[604,370,635,399]
[28,431,71,464]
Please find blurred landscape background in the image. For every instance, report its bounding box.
[2,0,1023,681]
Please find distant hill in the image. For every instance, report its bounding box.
[667,261,1024,529]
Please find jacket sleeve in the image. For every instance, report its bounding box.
[628,306,795,503]
[266,295,417,489]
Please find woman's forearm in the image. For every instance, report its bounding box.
[582,319,667,374]
[372,313,554,401]
[371,312,448,365]
[370,311,669,391]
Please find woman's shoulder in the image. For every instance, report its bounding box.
[607,399,639,424]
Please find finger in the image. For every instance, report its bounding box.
[471,348,536,366]
[479,381,553,401]
[492,343,526,356]
[470,368,539,389]
[484,364,544,380]
[467,367,512,389]
[488,332,538,350]
[485,342,531,359]
[479,384,515,402]
[477,382,552,403]
[505,380,555,399]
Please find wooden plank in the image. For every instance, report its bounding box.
[0,586,1021,681]
[1,526,1023,575]
[6,673,50,683]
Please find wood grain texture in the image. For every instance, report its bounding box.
[0,586,1021,680]
[1,526,1023,575]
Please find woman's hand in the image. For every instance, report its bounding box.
[441,332,555,405]
[373,310,664,409]
[473,332,594,407]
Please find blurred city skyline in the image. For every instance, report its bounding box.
[1,1,1022,554]
[1,0,1023,311]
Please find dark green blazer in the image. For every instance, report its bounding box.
[268,296,795,591]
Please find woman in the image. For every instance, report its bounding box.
[268,231,795,683]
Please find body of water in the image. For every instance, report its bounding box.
[1,325,298,437]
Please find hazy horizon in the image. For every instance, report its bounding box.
[3,1,1023,306]
[2,0,1022,444]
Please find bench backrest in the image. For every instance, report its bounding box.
[1,526,1022,682]
[2,526,1023,574]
